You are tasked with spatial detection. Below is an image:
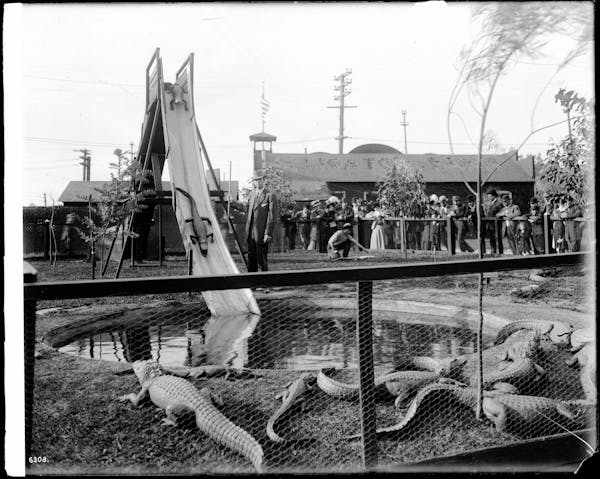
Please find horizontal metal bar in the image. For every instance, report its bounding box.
[24,253,588,301]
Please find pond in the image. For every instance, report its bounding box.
[55,299,489,370]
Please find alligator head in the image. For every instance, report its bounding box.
[132,360,163,384]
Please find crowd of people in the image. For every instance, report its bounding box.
[277,190,588,259]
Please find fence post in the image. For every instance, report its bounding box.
[446,217,454,255]
[43,220,50,260]
[400,218,407,260]
[544,214,550,254]
[357,281,377,469]
[24,261,37,464]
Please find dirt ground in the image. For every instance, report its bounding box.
[26,251,595,474]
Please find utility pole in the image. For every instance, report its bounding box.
[400,109,409,154]
[74,149,91,181]
[327,69,357,154]
[43,193,47,207]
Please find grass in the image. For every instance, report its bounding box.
[26,254,593,473]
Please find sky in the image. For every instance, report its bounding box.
[5,2,594,208]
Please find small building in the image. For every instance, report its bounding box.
[251,135,535,211]
[58,171,240,259]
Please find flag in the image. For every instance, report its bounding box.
[260,96,270,118]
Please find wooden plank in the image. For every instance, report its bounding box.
[25,252,588,301]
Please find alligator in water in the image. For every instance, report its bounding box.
[118,360,263,471]
[266,372,318,443]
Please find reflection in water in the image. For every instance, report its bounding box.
[58,310,486,370]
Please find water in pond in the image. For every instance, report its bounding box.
[58,305,486,370]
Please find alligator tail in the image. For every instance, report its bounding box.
[193,395,264,471]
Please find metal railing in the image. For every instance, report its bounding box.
[24,252,589,470]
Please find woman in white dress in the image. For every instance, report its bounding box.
[370,209,386,250]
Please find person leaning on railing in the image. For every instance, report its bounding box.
[495,194,521,255]
[449,195,474,253]
[527,200,545,255]
[295,204,311,249]
[561,195,584,252]
[307,200,323,251]
[550,196,568,253]
[484,189,504,254]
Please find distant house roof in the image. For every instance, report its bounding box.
[249,132,277,142]
[59,178,238,204]
[264,151,534,184]
[349,143,402,154]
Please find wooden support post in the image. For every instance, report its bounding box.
[400,217,407,260]
[357,280,377,469]
[446,217,454,255]
[158,202,163,266]
[43,220,50,260]
[24,262,37,465]
[544,214,550,254]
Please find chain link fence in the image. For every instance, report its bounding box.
[24,254,595,473]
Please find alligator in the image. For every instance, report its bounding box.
[407,331,544,390]
[494,319,574,347]
[568,327,595,352]
[345,381,585,439]
[316,358,466,403]
[118,360,263,471]
[565,341,596,403]
[266,372,318,443]
[174,186,213,256]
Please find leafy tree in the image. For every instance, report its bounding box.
[376,160,427,217]
[76,152,152,277]
[261,166,295,210]
[539,89,594,208]
[446,2,592,420]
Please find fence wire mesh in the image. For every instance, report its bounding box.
[26,259,595,474]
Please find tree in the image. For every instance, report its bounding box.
[76,152,152,277]
[446,2,592,421]
[376,160,427,217]
[539,89,594,208]
[261,166,295,210]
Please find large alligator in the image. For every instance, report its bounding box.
[316,358,466,403]
[565,341,596,403]
[346,381,585,439]
[494,319,574,347]
[408,331,544,391]
[118,360,264,471]
[266,372,318,443]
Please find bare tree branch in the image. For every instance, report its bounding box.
[481,116,581,186]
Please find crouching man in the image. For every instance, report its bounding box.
[327,222,366,259]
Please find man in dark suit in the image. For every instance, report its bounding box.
[245,172,277,272]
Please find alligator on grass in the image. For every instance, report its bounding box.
[345,381,589,439]
[118,360,264,471]
[316,358,466,405]
[266,372,319,443]
[494,319,574,347]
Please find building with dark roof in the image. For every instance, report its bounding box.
[253,136,535,210]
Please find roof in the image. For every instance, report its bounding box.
[249,132,277,142]
[349,143,402,154]
[59,178,237,204]
[263,151,534,184]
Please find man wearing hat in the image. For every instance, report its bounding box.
[561,194,584,252]
[245,171,278,272]
[327,222,366,259]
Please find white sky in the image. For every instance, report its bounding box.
[6,2,595,207]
